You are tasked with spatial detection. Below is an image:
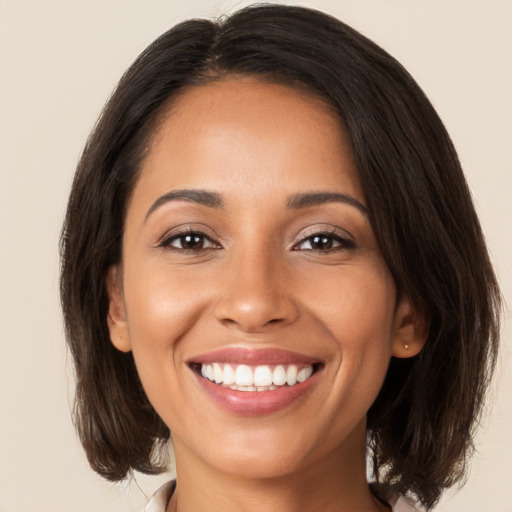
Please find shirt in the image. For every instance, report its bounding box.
[143,480,421,511]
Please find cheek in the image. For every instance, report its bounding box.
[121,261,209,395]
[124,259,206,345]
[120,263,214,429]
[305,263,396,349]
[304,264,396,411]
[337,269,396,375]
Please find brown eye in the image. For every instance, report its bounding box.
[308,235,335,250]
[295,232,355,251]
[161,231,220,250]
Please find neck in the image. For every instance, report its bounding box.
[166,424,388,512]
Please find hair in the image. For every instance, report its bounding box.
[60,4,501,509]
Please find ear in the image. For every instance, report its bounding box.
[106,265,132,353]
[391,295,429,358]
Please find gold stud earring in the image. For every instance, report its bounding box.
[404,343,409,350]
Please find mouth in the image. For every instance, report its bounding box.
[190,362,320,391]
[188,348,323,415]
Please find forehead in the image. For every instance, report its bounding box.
[132,77,363,211]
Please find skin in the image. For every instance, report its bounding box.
[107,77,426,512]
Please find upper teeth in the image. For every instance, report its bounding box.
[200,363,313,389]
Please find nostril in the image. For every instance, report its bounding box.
[214,290,300,333]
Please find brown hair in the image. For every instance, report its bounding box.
[60,4,501,509]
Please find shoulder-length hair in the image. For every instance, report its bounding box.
[60,4,500,509]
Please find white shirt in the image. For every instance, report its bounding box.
[143,481,422,511]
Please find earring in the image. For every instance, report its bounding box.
[404,343,409,350]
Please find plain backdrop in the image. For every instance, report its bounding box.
[1,1,511,511]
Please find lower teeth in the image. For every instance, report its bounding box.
[222,384,279,392]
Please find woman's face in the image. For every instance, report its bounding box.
[108,77,421,479]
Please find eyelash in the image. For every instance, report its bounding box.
[292,229,356,252]
[158,228,221,252]
[158,228,355,253]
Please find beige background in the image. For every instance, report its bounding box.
[1,1,511,510]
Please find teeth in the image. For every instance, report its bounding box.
[235,365,253,386]
[297,366,313,383]
[199,363,315,389]
[286,365,298,386]
[222,384,278,392]
[222,364,235,385]
[213,363,223,384]
[272,365,287,386]
[253,365,273,387]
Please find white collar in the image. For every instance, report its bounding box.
[143,480,421,512]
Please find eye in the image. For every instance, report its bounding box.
[294,231,355,251]
[160,230,220,251]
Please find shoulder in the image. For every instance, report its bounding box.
[143,480,175,512]
[391,495,423,512]
[370,482,424,512]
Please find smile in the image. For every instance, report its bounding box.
[199,363,315,391]
[188,348,323,415]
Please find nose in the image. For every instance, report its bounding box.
[214,248,300,333]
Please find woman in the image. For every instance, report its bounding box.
[60,5,501,511]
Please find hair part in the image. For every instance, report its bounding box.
[60,4,501,509]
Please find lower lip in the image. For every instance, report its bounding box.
[194,372,318,416]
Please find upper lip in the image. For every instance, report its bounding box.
[188,347,321,366]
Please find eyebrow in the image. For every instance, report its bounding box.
[145,189,224,222]
[144,188,368,222]
[287,191,368,216]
